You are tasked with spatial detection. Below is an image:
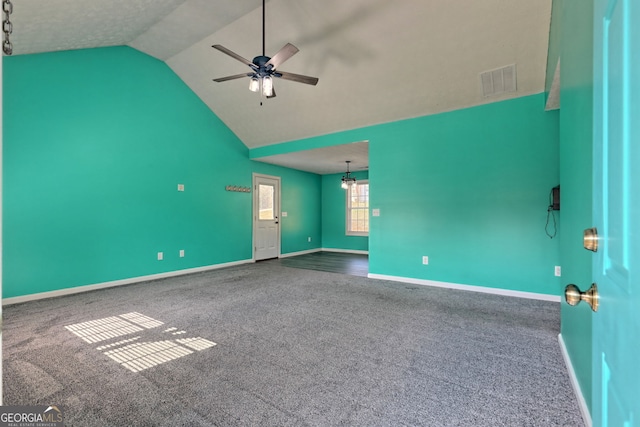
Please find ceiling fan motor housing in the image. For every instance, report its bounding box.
[252,55,274,78]
[253,56,271,67]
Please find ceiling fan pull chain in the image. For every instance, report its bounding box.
[2,0,12,55]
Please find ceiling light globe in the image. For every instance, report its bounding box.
[262,76,273,96]
[249,77,259,92]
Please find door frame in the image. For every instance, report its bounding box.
[252,173,282,261]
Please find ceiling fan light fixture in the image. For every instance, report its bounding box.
[262,76,273,97]
[211,0,318,101]
[249,76,260,92]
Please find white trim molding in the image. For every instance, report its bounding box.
[279,248,322,258]
[2,259,254,306]
[367,273,561,302]
[558,334,593,427]
[321,248,369,255]
[279,248,368,258]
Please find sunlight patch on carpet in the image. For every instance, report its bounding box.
[64,315,145,343]
[119,312,165,329]
[177,337,217,351]
[104,340,195,372]
[65,312,216,372]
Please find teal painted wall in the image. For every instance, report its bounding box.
[321,170,369,251]
[3,46,321,299]
[559,0,594,413]
[253,162,322,255]
[3,46,564,302]
[369,95,560,294]
[254,94,561,295]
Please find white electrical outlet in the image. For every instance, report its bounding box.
[308,237,312,242]
[157,252,164,261]
[422,256,429,265]
[555,266,561,277]
[179,249,185,258]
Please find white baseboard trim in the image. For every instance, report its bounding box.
[321,248,369,255]
[279,248,368,258]
[2,259,254,306]
[558,334,592,427]
[367,273,561,302]
[279,248,322,258]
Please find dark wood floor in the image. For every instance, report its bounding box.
[275,251,369,277]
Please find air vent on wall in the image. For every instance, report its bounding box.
[481,64,516,97]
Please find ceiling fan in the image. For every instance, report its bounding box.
[211,0,319,100]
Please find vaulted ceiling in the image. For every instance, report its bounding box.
[9,0,552,174]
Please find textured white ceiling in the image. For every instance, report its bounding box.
[130,0,268,60]
[256,141,369,175]
[11,0,186,55]
[8,0,552,173]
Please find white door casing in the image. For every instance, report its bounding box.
[253,174,281,261]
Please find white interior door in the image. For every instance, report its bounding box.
[253,174,280,261]
[591,0,640,425]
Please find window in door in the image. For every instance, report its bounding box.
[258,184,275,220]
[346,180,369,236]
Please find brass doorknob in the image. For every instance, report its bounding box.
[583,227,599,252]
[564,283,599,312]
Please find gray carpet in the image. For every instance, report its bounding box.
[3,262,583,426]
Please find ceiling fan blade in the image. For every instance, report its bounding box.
[212,45,255,69]
[276,71,319,86]
[213,73,251,82]
[265,43,299,69]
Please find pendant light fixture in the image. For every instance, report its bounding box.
[341,161,357,189]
